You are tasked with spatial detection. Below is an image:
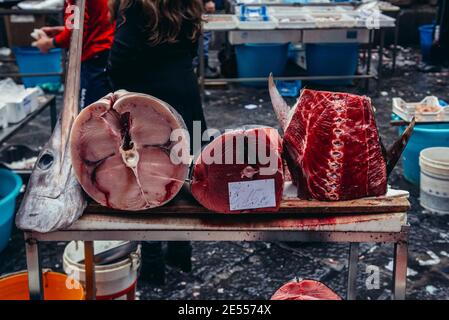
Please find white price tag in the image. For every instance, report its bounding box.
[228,179,276,211]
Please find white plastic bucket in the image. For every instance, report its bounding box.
[63,241,141,300]
[419,147,449,215]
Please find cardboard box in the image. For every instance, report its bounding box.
[4,14,46,47]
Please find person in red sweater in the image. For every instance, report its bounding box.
[35,0,114,108]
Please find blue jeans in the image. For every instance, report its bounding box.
[80,50,111,109]
[193,31,211,67]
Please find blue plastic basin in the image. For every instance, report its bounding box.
[275,80,302,97]
[306,43,359,86]
[0,169,22,253]
[419,24,434,63]
[235,43,289,87]
[399,123,449,185]
[13,47,62,88]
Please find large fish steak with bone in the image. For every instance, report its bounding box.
[70,91,190,211]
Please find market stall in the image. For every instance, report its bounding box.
[12,0,415,302]
[199,0,398,97]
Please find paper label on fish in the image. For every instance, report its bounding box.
[228,179,276,211]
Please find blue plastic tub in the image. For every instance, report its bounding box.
[0,169,22,253]
[275,80,302,97]
[306,43,359,86]
[235,43,289,87]
[13,47,62,88]
[419,24,434,63]
[399,123,449,185]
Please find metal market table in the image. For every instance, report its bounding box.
[24,187,411,301]
[0,94,56,145]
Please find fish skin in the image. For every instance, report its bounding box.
[268,74,291,132]
[15,0,87,233]
[15,118,87,233]
[386,117,416,176]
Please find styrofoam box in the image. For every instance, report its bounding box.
[5,88,39,124]
[302,28,370,44]
[393,96,449,123]
[276,14,316,29]
[203,14,238,31]
[229,29,302,45]
[237,16,279,30]
[0,103,8,129]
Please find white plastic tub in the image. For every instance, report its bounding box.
[63,241,141,300]
[419,147,449,215]
[0,103,8,129]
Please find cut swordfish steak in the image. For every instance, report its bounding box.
[190,126,284,213]
[70,91,190,211]
[268,75,415,201]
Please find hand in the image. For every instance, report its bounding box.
[41,26,65,38]
[205,1,215,13]
[35,37,55,54]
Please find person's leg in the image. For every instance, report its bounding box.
[439,0,449,62]
[79,63,89,110]
[203,31,219,78]
[166,242,192,272]
[140,242,166,285]
[79,51,112,109]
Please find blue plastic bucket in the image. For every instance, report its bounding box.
[0,169,22,253]
[399,123,449,185]
[419,24,434,63]
[306,43,359,86]
[275,80,302,97]
[235,43,289,87]
[13,47,62,88]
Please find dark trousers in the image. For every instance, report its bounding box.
[80,50,111,109]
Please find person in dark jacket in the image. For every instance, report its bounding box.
[108,0,207,139]
[433,0,449,65]
[108,0,208,284]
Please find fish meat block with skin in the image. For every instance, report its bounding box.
[268,75,415,201]
[70,91,190,211]
[271,279,342,300]
[285,89,388,201]
[190,126,284,213]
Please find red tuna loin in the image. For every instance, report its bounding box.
[70,91,190,211]
[271,280,342,300]
[190,127,284,213]
[283,89,387,201]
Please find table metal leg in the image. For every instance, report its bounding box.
[377,28,385,89]
[25,236,43,300]
[84,241,96,300]
[392,240,408,300]
[199,32,205,104]
[347,242,359,300]
[364,30,373,92]
[50,98,57,132]
[392,11,402,74]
